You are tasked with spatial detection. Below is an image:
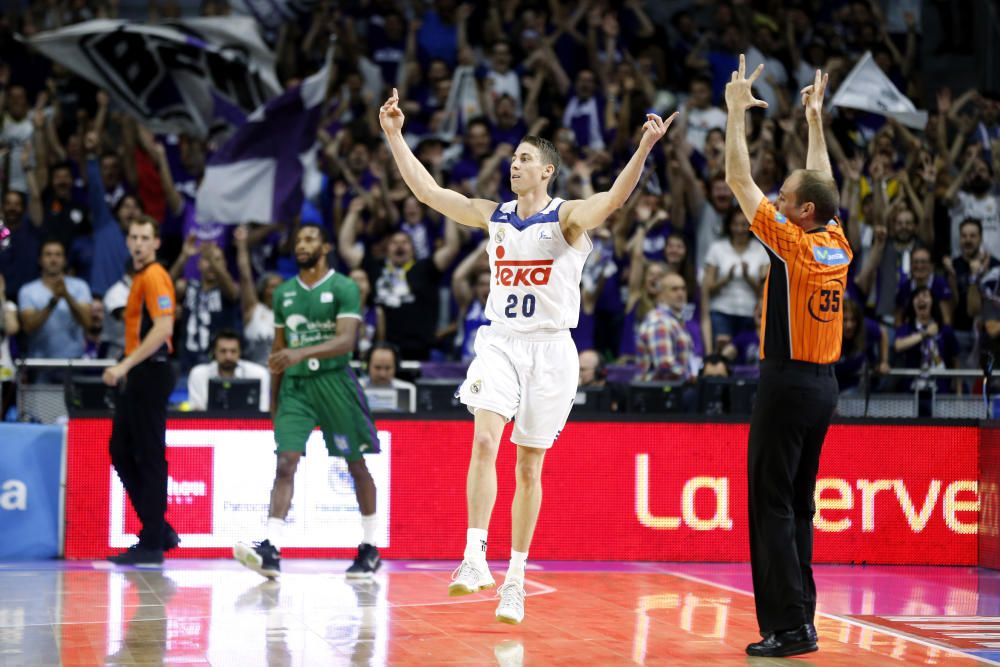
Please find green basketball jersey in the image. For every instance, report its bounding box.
[272,270,361,376]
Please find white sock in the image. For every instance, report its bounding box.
[266,517,285,550]
[361,514,378,546]
[507,550,527,583]
[464,528,488,563]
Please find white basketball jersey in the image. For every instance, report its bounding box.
[485,198,592,332]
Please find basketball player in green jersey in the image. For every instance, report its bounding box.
[234,224,381,579]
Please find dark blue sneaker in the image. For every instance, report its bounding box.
[346,543,381,579]
[234,540,281,579]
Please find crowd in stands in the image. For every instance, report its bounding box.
[1,0,998,418]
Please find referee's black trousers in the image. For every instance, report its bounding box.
[747,359,838,634]
[109,360,175,549]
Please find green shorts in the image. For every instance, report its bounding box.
[273,370,379,461]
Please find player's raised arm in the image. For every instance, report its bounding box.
[379,88,495,230]
[801,68,833,178]
[561,112,678,235]
[724,54,768,221]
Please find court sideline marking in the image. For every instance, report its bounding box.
[668,571,1000,666]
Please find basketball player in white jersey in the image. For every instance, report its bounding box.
[380,88,675,624]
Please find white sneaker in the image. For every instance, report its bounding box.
[447,560,496,596]
[495,580,525,624]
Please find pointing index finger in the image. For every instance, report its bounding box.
[748,63,764,84]
[738,53,746,79]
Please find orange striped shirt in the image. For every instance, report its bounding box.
[124,262,175,357]
[750,197,853,365]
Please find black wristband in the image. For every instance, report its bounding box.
[47,296,59,309]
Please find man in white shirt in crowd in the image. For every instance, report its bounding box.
[681,75,727,154]
[187,328,269,411]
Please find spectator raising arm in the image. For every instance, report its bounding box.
[169,233,199,284]
[30,95,49,191]
[84,131,114,232]
[203,242,239,302]
[234,225,258,327]
[24,146,43,228]
[560,111,678,245]
[452,239,488,315]
[338,197,367,270]
[854,222,887,298]
[379,88,496,229]
[138,128,184,218]
[433,217,461,272]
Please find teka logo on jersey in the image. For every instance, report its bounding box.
[493,245,553,286]
[125,446,214,535]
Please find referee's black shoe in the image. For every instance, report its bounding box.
[746,625,818,657]
[163,524,181,552]
[107,544,164,567]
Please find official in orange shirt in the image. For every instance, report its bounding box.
[725,58,851,657]
[102,216,177,566]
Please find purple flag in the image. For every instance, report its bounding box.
[195,61,329,224]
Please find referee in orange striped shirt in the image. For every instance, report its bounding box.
[102,216,177,567]
[725,57,851,657]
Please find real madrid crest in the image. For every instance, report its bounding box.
[494,228,505,244]
[470,379,482,394]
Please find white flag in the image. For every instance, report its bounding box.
[440,66,482,141]
[830,51,928,129]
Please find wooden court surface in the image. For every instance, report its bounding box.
[1,560,998,665]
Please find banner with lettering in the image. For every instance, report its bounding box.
[63,419,980,563]
[27,18,280,138]
[0,424,64,559]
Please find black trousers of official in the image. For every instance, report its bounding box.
[747,359,838,634]
[109,361,175,549]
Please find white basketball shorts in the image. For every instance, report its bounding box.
[457,323,579,448]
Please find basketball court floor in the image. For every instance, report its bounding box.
[2,560,998,665]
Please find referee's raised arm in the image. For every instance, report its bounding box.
[723,54,770,222]
[727,54,849,659]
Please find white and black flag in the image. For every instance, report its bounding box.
[27,17,281,138]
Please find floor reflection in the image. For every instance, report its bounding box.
[0,562,994,666]
[105,571,173,666]
[493,639,524,667]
